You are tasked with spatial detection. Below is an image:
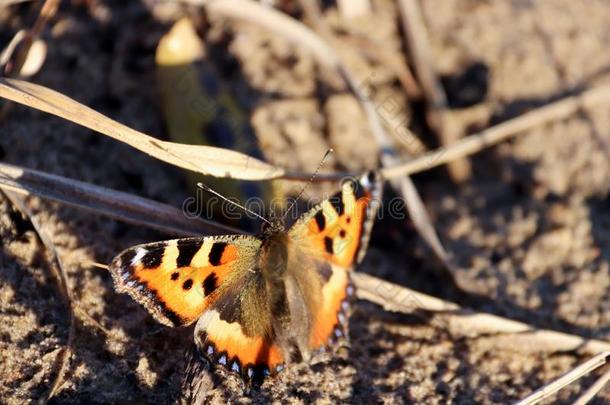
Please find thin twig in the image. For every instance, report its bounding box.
[515,352,610,405]
[30,0,60,38]
[573,366,610,405]
[381,83,610,179]
[0,162,241,236]
[396,0,446,111]
[397,0,470,181]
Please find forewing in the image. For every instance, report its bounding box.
[288,171,382,269]
[287,171,382,350]
[109,235,261,327]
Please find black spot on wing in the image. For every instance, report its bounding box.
[339,229,346,238]
[183,279,193,290]
[142,250,163,269]
[208,242,227,266]
[177,239,203,268]
[170,272,179,280]
[314,210,326,231]
[203,273,217,296]
[329,195,345,216]
[324,236,334,254]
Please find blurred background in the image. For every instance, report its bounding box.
[0,0,609,403]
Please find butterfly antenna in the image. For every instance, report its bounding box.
[197,182,272,226]
[283,148,333,219]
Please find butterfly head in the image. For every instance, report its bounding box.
[261,213,286,237]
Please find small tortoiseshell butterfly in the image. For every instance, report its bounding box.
[109,171,382,384]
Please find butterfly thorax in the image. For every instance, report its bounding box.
[258,225,289,279]
[257,226,294,345]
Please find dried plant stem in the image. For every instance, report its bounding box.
[396,0,446,112]
[381,83,610,179]
[573,367,610,405]
[0,162,241,236]
[30,0,60,38]
[1,190,76,400]
[353,273,610,355]
[396,0,471,181]
[515,352,610,405]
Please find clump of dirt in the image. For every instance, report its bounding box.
[0,0,609,403]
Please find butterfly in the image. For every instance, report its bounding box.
[109,171,382,385]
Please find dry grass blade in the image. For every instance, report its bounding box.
[0,78,284,180]
[515,352,610,405]
[0,162,241,236]
[353,272,610,355]
[381,83,610,179]
[1,190,76,399]
[573,366,610,405]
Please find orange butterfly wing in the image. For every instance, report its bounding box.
[110,235,285,382]
[109,235,261,327]
[288,171,382,350]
